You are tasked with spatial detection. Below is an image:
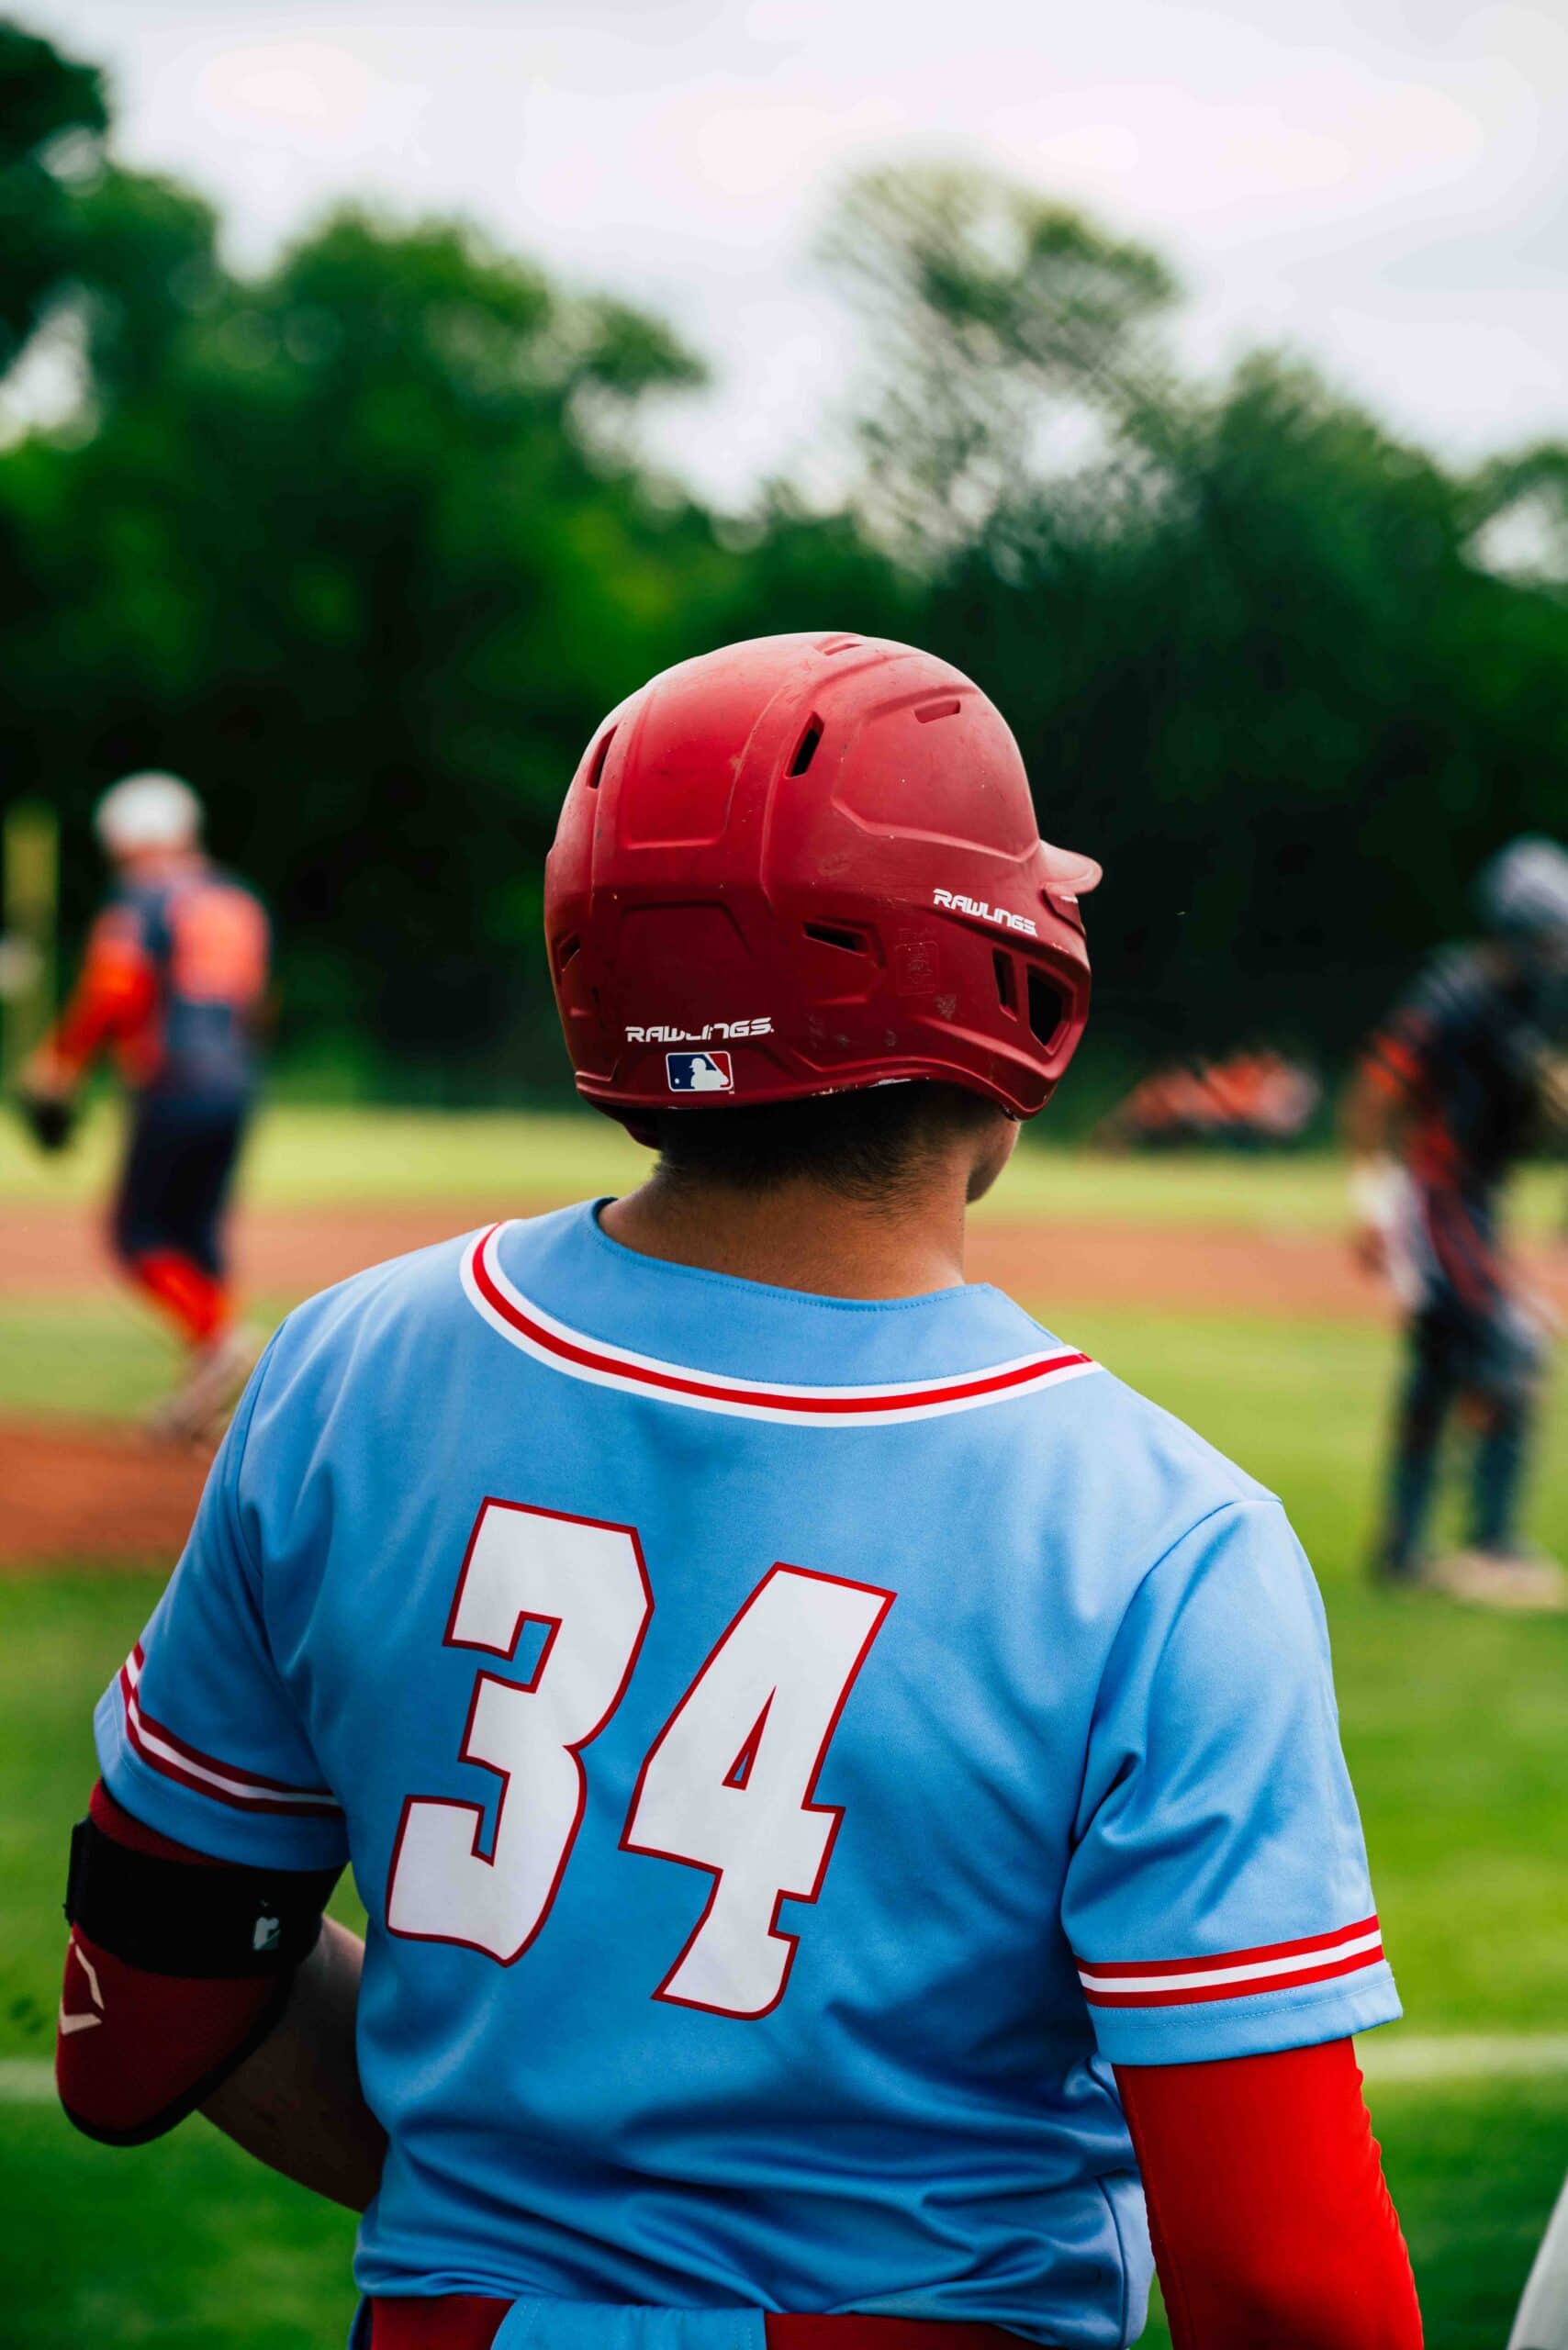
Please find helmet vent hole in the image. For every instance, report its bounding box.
[992,950,1016,1014]
[556,934,581,971]
[819,635,861,655]
[586,727,616,789]
[1027,969,1068,1048]
[915,698,961,724]
[803,921,869,956]
[789,717,823,777]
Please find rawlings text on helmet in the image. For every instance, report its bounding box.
[627,1018,774,1042]
[932,889,1038,938]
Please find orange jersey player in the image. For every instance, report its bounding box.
[27,772,270,1438]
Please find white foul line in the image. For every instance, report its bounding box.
[1359,2035,1568,2085]
[0,2061,58,2104]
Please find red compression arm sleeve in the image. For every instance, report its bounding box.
[1116,2040,1421,2348]
[49,910,157,1078]
[57,1785,285,2144]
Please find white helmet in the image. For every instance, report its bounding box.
[95,771,203,856]
[1477,835,1568,944]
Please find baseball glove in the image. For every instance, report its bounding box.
[14,1087,78,1154]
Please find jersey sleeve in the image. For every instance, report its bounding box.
[92,1342,348,1871]
[50,903,158,1076]
[1062,1496,1399,2065]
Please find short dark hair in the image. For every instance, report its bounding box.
[647,1080,999,1202]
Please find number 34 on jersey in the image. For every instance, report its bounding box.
[386,1499,895,2020]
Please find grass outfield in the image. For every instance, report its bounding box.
[0,2075,1561,2350]
[2,1138,1565,2344]
[4,1097,1565,1231]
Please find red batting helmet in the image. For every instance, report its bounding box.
[544,632,1100,1125]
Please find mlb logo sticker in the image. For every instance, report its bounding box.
[666,1050,734,1093]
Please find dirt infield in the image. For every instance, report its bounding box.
[0,1417,211,1571]
[5,1197,1565,1569]
[6,1196,1567,1323]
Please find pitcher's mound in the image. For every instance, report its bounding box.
[0,1416,208,1571]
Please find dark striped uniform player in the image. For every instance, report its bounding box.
[1346,835,1568,1609]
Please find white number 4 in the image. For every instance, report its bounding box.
[387,1501,893,2019]
[624,1564,894,2016]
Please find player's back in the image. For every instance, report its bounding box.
[116,861,269,1101]
[1374,942,1548,1192]
[101,1203,1397,2345]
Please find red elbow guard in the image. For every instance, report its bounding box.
[58,1924,287,2144]
[57,1784,338,2144]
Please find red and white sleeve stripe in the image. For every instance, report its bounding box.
[1076,1918,1384,2009]
[116,1644,342,1819]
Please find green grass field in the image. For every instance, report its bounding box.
[3,1111,1565,2346]
[5,1098,1564,1228]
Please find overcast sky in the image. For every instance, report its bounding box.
[24,0,1568,505]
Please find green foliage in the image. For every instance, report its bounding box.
[0,167,733,1085]
[823,162,1178,541]
[926,352,1568,1056]
[1,27,1565,1094]
[0,17,106,371]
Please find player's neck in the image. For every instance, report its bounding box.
[599,1169,974,1300]
[118,846,203,885]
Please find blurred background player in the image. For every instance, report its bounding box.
[21,772,269,1440]
[1095,1047,1320,1152]
[1345,835,1568,1609]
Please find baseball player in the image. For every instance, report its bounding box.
[56,638,1420,2347]
[20,772,269,1438]
[1346,836,1568,1609]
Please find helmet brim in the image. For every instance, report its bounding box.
[1042,844,1103,898]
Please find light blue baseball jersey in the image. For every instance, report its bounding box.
[95,1202,1399,2345]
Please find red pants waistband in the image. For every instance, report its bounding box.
[369,2298,1018,2349]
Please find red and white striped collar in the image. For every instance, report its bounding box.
[461,1221,1099,1428]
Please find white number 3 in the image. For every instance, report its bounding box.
[386,1503,653,1966]
[386,1501,893,2018]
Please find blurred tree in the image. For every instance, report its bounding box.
[925,352,1568,1062]
[0,196,732,1086]
[822,162,1177,550]
[0,17,106,376]
[71,167,225,399]
[1464,442,1568,596]
[2,21,1565,1104]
